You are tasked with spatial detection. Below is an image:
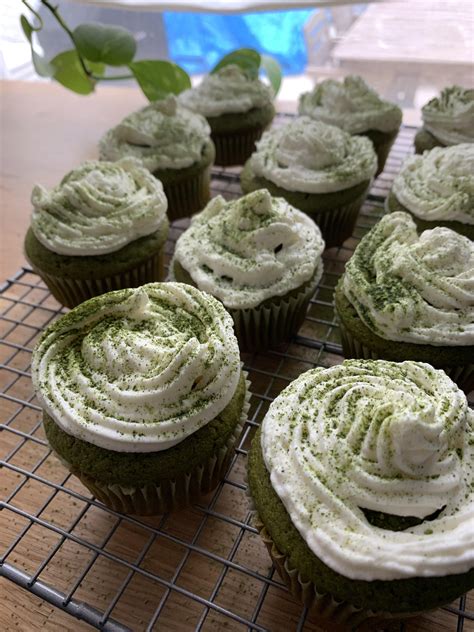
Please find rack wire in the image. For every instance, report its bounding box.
[1,124,473,632]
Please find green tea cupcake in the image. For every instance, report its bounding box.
[99,96,215,220]
[241,118,377,248]
[32,282,250,515]
[334,212,474,392]
[387,143,474,240]
[414,86,474,154]
[24,158,169,309]
[248,360,474,625]
[170,189,325,351]
[298,76,402,175]
[178,64,275,166]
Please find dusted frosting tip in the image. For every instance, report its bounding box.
[178,64,274,117]
[342,212,474,346]
[298,75,402,134]
[31,282,241,452]
[99,95,211,171]
[261,359,474,581]
[392,144,474,225]
[422,86,474,146]
[172,189,325,309]
[249,117,377,193]
[31,158,168,256]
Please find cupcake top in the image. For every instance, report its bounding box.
[261,359,474,581]
[392,144,474,225]
[298,75,402,134]
[342,212,474,346]
[99,95,211,172]
[31,283,241,452]
[30,158,168,256]
[422,86,474,145]
[178,64,273,117]
[249,117,377,194]
[172,189,325,310]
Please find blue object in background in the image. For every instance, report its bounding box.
[163,10,314,75]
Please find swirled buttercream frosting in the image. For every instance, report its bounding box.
[261,359,474,580]
[422,86,474,145]
[99,95,211,171]
[31,283,241,452]
[178,64,273,117]
[392,144,474,225]
[248,117,377,193]
[342,212,474,346]
[31,158,168,256]
[172,189,325,310]
[298,75,402,134]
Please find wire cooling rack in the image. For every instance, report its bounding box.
[1,124,473,632]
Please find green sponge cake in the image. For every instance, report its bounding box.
[179,64,275,166]
[414,86,474,154]
[24,158,169,308]
[334,212,474,392]
[298,75,402,175]
[31,282,250,515]
[248,360,474,625]
[99,95,215,220]
[241,117,377,248]
[387,143,474,240]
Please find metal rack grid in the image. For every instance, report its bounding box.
[1,124,473,632]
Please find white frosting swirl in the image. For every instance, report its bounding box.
[99,96,211,171]
[31,283,241,452]
[172,190,325,310]
[298,76,402,134]
[392,144,474,225]
[248,118,377,193]
[343,212,474,346]
[422,86,474,145]
[261,360,474,581]
[178,64,273,117]
[31,158,168,256]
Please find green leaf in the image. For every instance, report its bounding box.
[260,54,282,96]
[20,14,53,77]
[50,50,104,95]
[73,23,137,66]
[212,48,261,80]
[128,60,191,102]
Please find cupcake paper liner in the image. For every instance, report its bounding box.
[160,166,212,222]
[338,319,474,394]
[307,191,369,249]
[212,127,266,167]
[59,375,251,515]
[31,251,165,309]
[363,129,399,176]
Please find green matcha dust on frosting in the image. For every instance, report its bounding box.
[178,64,273,117]
[248,117,377,194]
[31,283,241,452]
[342,212,474,346]
[99,95,211,172]
[422,86,474,145]
[392,144,474,225]
[261,359,474,581]
[31,157,168,257]
[171,189,325,309]
[298,75,402,134]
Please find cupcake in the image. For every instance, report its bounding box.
[298,76,402,175]
[387,144,474,240]
[99,96,214,220]
[178,64,275,166]
[240,118,377,248]
[248,359,474,625]
[32,282,250,515]
[414,86,474,154]
[170,189,325,351]
[24,158,169,309]
[334,212,474,392]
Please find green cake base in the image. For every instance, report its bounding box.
[358,127,399,176]
[414,128,446,154]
